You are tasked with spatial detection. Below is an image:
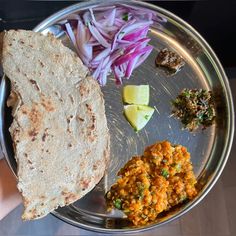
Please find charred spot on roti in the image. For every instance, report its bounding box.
[76,115,84,122]
[90,115,96,131]
[79,83,90,97]
[39,60,45,68]
[40,96,55,112]
[85,103,92,113]
[42,128,49,142]
[66,115,74,124]
[64,193,77,204]
[67,127,72,133]
[42,133,46,142]
[88,114,97,142]
[29,79,40,92]
[80,178,91,190]
[66,116,74,133]
[28,128,38,138]
[93,165,98,170]
[27,159,33,165]
[31,137,36,142]
[28,104,43,134]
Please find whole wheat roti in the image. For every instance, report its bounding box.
[1,30,110,220]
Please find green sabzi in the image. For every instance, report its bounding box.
[172,89,215,131]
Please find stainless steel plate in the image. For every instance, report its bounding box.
[0,0,234,233]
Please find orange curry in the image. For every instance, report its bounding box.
[106,140,198,226]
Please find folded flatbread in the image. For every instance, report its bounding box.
[1,30,110,220]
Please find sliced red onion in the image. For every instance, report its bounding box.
[65,22,76,46]
[62,5,155,85]
[93,20,118,33]
[117,21,153,40]
[123,26,149,41]
[88,23,111,48]
[111,19,136,50]
[114,46,153,66]
[134,48,152,69]
[91,48,110,62]
[106,9,116,26]
[92,58,104,80]
[94,24,113,39]
[112,66,124,85]
[83,11,91,26]
[125,56,140,78]
[124,38,150,54]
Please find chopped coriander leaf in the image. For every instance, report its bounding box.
[174,163,181,172]
[161,169,169,178]
[122,12,129,21]
[123,209,130,214]
[137,182,145,199]
[144,115,149,120]
[141,214,147,219]
[180,194,187,202]
[113,199,122,209]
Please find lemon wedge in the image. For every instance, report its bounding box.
[123,85,149,105]
[124,105,154,131]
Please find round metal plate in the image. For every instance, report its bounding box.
[0,0,234,234]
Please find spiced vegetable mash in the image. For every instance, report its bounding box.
[106,141,197,226]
